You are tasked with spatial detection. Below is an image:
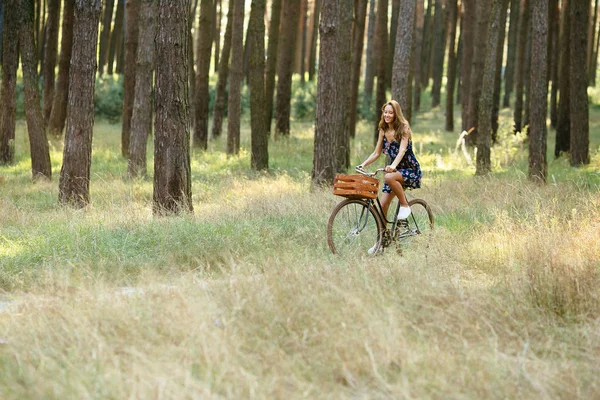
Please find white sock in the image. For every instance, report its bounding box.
[398,206,411,219]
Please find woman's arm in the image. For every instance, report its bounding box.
[358,130,384,168]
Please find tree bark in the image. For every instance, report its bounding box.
[430,0,445,107]
[337,0,353,170]
[549,0,559,127]
[445,0,458,131]
[248,0,268,170]
[226,0,244,154]
[374,0,388,144]
[420,0,433,88]
[0,0,19,164]
[391,0,416,123]
[193,0,214,149]
[211,0,233,139]
[363,0,376,102]
[388,0,400,88]
[476,0,503,175]
[491,0,509,139]
[128,0,157,179]
[513,0,529,133]
[413,0,424,112]
[502,0,519,107]
[41,0,60,123]
[264,0,282,131]
[275,0,301,136]
[97,0,114,75]
[107,0,123,75]
[312,0,340,185]
[528,0,548,182]
[349,0,368,139]
[121,0,140,157]
[308,0,320,81]
[213,0,221,73]
[58,0,101,207]
[460,0,475,131]
[47,0,74,137]
[19,0,52,180]
[555,0,570,157]
[153,0,193,214]
[570,0,590,165]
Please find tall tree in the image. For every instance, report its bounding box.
[413,0,424,112]
[226,0,244,154]
[388,0,400,85]
[476,0,503,175]
[153,0,193,214]
[570,0,590,165]
[374,0,388,143]
[193,0,214,149]
[430,0,445,107]
[264,0,281,132]
[391,0,416,122]
[420,0,433,88]
[0,0,19,164]
[47,0,74,136]
[460,0,475,131]
[248,0,268,169]
[19,0,52,179]
[107,0,123,75]
[97,0,114,75]
[445,0,458,131]
[58,0,101,207]
[528,0,548,182]
[312,0,340,184]
[307,0,320,81]
[337,0,353,170]
[298,0,308,82]
[213,0,221,73]
[275,0,301,136]
[349,0,368,139]
[549,0,559,127]
[41,0,60,123]
[555,0,570,157]
[211,0,233,139]
[513,0,529,133]
[121,0,140,157]
[128,0,157,179]
[502,0,520,107]
[491,0,509,139]
[363,0,376,102]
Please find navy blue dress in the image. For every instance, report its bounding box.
[382,136,422,193]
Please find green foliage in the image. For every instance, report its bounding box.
[94,75,124,122]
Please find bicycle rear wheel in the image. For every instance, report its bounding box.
[407,198,434,236]
[327,199,383,256]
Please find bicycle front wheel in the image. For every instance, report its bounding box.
[327,199,383,256]
[407,198,434,236]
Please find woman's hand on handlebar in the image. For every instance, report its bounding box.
[384,165,397,173]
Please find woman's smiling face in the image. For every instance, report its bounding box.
[384,105,395,124]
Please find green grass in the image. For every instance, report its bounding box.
[0,100,599,398]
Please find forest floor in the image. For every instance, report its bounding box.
[0,102,599,398]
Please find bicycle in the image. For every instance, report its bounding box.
[327,167,434,256]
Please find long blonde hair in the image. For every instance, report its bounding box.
[378,100,411,142]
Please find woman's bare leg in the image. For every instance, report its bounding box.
[384,172,409,207]
[380,192,395,220]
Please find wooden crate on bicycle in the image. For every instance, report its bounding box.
[333,174,379,200]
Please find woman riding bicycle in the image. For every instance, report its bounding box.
[357,100,421,221]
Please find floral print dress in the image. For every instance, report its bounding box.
[382,136,422,193]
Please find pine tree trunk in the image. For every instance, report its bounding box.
[460,0,475,131]
[211,0,233,138]
[107,0,123,75]
[555,0,570,157]
[41,0,60,123]
[549,0,559,127]
[213,0,221,73]
[570,0,590,165]
[528,0,548,182]
[587,0,597,83]
[47,0,74,137]
[349,0,368,139]
[97,0,114,75]
[388,0,400,88]
[476,0,503,175]
[391,0,416,122]
[299,0,308,83]
[128,0,157,179]
[188,0,198,130]
[445,0,458,132]
[0,0,19,164]
[275,0,301,136]
[513,0,529,133]
[430,0,445,107]
[363,0,376,102]
[58,0,101,207]
[226,0,244,154]
[337,0,353,170]
[20,0,52,180]
[374,0,388,144]
[413,0,424,112]
[421,0,433,88]
[121,0,140,157]
[193,0,214,149]
[312,0,339,185]
[265,0,282,131]
[248,0,268,170]
[502,0,519,107]
[308,0,320,81]
[491,0,509,139]
[153,0,193,214]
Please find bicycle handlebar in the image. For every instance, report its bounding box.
[355,166,385,177]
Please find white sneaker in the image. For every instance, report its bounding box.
[368,244,379,255]
[398,206,412,220]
